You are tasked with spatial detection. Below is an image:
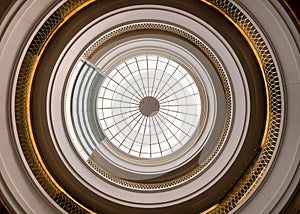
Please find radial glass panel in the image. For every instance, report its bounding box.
[97,55,201,158]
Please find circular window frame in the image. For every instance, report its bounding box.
[95,48,208,165]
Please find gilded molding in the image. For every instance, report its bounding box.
[13,0,282,213]
[82,22,232,190]
[0,196,12,214]
[199,0,282,213]
[14,0,96,213]
[283,0,300,27]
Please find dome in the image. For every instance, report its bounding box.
[0,0,299,213]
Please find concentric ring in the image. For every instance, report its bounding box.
[9,0,285,213]
[67,21,232,189]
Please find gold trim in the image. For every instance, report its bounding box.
[16,0,96,213]
[237,166,266,205]
[200,204,219,214]
[81,22,232,190]
[13,0,282,213]
[283,0,300,27]
[200,0,269,148]
[199,1,282,212]
[0,197,12,214]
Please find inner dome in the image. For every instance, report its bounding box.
[97,54,202,158]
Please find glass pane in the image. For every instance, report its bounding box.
[97,55,201,158]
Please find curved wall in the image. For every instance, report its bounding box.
[0,0,299,213]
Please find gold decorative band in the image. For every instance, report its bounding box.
[15,0,96,213]
[81,22,232,190]
[13,0,282,213]
[200,0,281,213]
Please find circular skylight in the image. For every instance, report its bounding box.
[97,55,201,158]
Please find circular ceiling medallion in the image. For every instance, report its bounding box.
[139,96,160,117]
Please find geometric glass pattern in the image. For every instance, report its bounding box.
[97,55,201,158]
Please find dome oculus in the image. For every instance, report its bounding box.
[97,55,202,158]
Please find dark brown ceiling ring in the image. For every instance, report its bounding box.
[27,0,268,213]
